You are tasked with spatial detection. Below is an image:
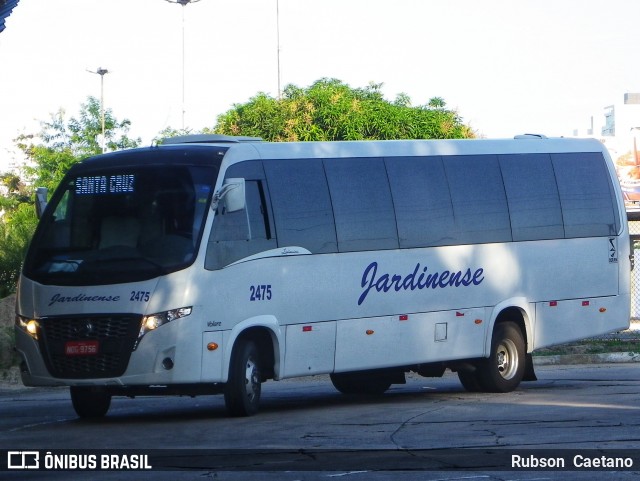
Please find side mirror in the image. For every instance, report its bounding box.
[35,187,48,219]
[213,178,246,213]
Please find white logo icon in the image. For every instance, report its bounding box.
[7,451,40,469]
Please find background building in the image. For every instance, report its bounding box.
[573,92,640,165]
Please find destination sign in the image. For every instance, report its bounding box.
[75,174,135,195]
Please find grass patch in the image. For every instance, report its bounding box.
[534,338,640,356]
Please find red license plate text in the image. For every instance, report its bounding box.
[65,340,99,356]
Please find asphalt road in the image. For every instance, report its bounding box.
[1,363,640,481]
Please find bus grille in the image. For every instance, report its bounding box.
[39,315,141,379]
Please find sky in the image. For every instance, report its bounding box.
[1,0,639,171]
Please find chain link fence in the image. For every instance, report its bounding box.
[628,212,640,321]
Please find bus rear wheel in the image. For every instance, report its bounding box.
[70,386,111,419]
[477,321,525,393]
[224,339,262,417]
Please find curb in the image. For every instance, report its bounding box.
[533,351,640,366]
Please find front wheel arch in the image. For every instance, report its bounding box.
[223,318,281,382]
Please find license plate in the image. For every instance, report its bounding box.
[65,340,99,356]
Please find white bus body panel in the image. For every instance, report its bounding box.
[15,137,631,389]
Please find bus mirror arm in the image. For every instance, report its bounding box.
[212,178,246,213]
[35,187,48,219]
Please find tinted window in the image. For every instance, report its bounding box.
[386,156,456,247]
[264,159,337,253]
[552,152,619,237]
[499,154,564,241]
[443,155,512,244]
[24,164,217,285]
[205,180,276,270]
[210,181,267,242]
[324,158,398,252]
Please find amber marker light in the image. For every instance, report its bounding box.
[207,342,219,351]
[366,330,375,335]
[599,308,607,313]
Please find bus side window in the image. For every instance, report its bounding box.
[386,156,456,248]
[205,180,276,270]
[551,152,620,237]
[324,157,398,252]
[499,153,565,241]
[264,158,338,254]
[443,154,512,244]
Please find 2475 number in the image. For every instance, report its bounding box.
[250,284,272,301]
[130,291,150,302]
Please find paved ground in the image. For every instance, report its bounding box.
[2,364,640,480]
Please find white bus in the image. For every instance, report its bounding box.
[15,134,631,418]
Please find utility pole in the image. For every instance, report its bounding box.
[87,67,109,153]
[276,0,282,100]
[165,0,202,130]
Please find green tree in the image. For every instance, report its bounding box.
[17,96,140,191]
[0,203,37,298]
[0,173,29,212]
[0,97,140,296]
[212,78,475,141]
[153,126,196,144]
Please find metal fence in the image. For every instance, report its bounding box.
[628,211,640,320]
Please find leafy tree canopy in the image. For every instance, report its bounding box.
[212,78,475,141]
[16,96,140,191]
[0,96,139,297]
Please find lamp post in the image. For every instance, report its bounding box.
[276,0,282,99]
[165,0,202,130]
[87,67,109,153]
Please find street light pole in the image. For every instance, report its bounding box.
[165,0,202,130]
[276,0,282,100]
[87,67,109,153]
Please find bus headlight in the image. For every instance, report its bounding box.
[135,307,192,349]
[16,315,40,341]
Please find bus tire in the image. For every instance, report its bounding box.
[330,372,391,395]
[224,339,261,417]
[457,369,485,392]
[478,321,525,393]
[70,386,111,419]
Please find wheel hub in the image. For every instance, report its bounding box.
[496,339,518,380]
[244,358,259,400]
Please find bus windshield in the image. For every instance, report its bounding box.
[24,163,218,286]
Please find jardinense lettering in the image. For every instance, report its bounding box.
[48,293,121,307]
[358,261,484,305]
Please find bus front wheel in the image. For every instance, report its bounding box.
[478,321,525,393]
[224,339,262,416]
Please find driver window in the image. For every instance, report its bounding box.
[205,180,276,270]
